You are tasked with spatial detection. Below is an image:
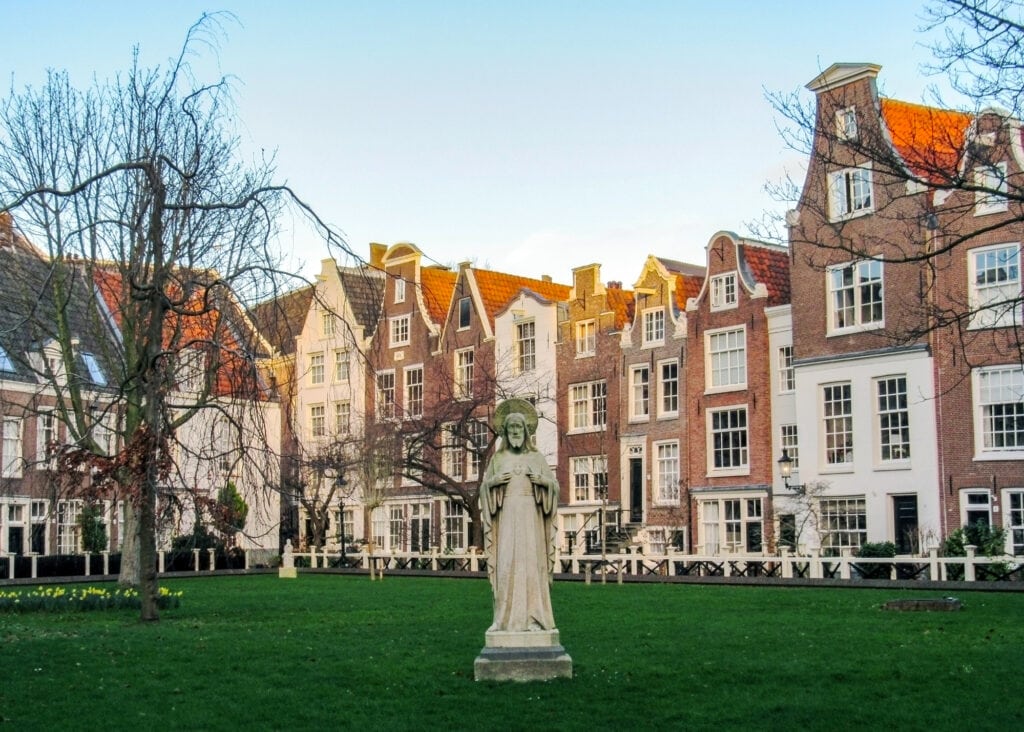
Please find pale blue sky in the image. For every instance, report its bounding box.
[2,1,960,283]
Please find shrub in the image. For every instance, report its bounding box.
[941,522,1009,580]
[855,541,896,579]
[0,585,183,613]
[78,504,108,554]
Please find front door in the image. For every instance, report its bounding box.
[630,458,643,523]
[893,495,918,554]
[7,526,24,556]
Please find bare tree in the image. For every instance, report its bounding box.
[0,15,335,620]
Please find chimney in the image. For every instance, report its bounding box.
[369,243,387,268]
[541,275,551,283]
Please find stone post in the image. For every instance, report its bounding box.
[964,545,977,582]
[208,547,216,571]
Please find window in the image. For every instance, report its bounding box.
[571,455,608,503]
[569,380,607,431]
[975,366,1024,454]
[30,500,47,554]
[376,371,396,420]
[2,417,22,479]
[335,401,350,434]
[823,383,854,466]
[836,106,858,141]
[444,499,466,551]
[642,308,665,346]
[515,320,536,373]
[394,278,406,303]
[442,424,465,480]
[778,346,795,393]
[575,320,596,356]
[0,345,13,372]
[390,315,410,347]
[709,407,748,471]
[321,312,335,336]
[389,506,405,552]
[707,327,746,390]
[629,365,650,420]
[975,162,1008,215]
[1007,490,1024,555]
[877,376,910,462]
[81,353,107,386]
[711,273,738,310]
[309,353,324,385]
[467,420,489,479]
[969,244,1020,328]
[780,424,799,470]
[659,360,679,416]
[455,349,474,400]
[37,411,57,468]
[310,405,326,438]
[334,350,350,382]
[655,441,680,504]
[828,261,883,331]
[701,497,763,554]
[371,507,387,551]
[57,499,81,554]
[340,508,355,544]
[458,297,472,329]
[404,366,423,418]
[828,166,873,220]
[820,497,866,554]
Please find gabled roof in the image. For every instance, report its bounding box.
[657,257,707,312]
[248,285,314,357]
[739,241,790,306]
[471,269,571,328]
[880,98,972,184]
[337,266,385,337]
[605,282,635,330]
[420,266,458,325]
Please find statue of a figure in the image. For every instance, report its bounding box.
[479,399,558,632]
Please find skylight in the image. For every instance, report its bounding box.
[81,353,107,386]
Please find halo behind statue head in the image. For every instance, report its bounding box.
[494,398,539,436]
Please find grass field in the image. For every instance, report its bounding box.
[1,574,1021,730]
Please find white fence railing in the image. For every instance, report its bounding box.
[2,544,1021,584]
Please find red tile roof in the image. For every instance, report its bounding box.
[472,269,571,327]
[605,282,635,329]
[880,98,972,184]
[740,242,790,306]
[419,266,458,326]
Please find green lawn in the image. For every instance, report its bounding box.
[2,575,1021,730]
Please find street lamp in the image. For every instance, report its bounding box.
[777,449,801,491]
[334,473,348,565]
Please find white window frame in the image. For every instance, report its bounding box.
[707,406,749,475]
[575,319,596,357]
[629,364,650,421]
[56,499,82,554]
[569,380,607,432]
[828,165,873,221]
[819,497,867,554]
[705,326,747,392]
[442,423,465,480]
[823,382,854,469]
[310,404,326,438]
[454,348,474,400]
[515,319,536,374]
[394,278,406,303]
[335,401,351,434]
[642,307,665,347]
[309,352,325,385]
[827,260,884,333]
[654,441,680,505]
[37,411,57,469]
[1004,488,1024,555]
[961,489,993,528]
[658,358,679,418]
[404,365,424,418]
[780,424,799,470]
[974,161,1008,216]
[334,349,350,382]
[570,455,608,504]
[968,243,1020,329]
[778,346,795,393]
[973,366,1024,459]
[321,311,335,336]
[376,370,396,420]
[2,416,23,479]
[836,105,858,141]
[444,499,466,552]
[467,420,488,480]
[710,272,738,311]
[458,297,472,330]
[389,314,411,348]
[699,496,764,554]
[876,375,910,464]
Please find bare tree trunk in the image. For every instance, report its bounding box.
[117,503,140,586]
[138,476,159,622]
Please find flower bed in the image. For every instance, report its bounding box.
[0,585,182,613]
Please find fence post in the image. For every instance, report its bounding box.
[208,547,216,571]
[158,550,165,574]
[31,553,38,579]
[84,551,91,577]
[193,548,201,572]
[322,547,329,569]
[964,545,977,582]
[469,547,479,573]
[928,548,939,581]
[244,549,250,571]
[839,548,851,580]
[780,547,792,579]
[102,550,110,576]
[810,547,822,579]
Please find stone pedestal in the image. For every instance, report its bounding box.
[278,539,297,579]
[474,629,573,682]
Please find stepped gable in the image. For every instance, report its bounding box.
[419,265,458,326]
[880,98,972,183]
[739,241,790,306]
[248,285,314,357]
[472,269,571,327]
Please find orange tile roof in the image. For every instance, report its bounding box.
[880,98,972,183]
[419,266,458,326]
[472,269,571,327]
[605,283,635,329]
[740,242,790,306]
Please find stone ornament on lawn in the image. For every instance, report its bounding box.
[474,398,572,681]
[279,539,297,579]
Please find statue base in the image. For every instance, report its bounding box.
[278,567,297,579]
[474,629,573,682]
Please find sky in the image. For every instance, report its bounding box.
[2,1,964,285]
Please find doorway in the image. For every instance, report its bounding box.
[629,458,643,523]
[892,495,918,554]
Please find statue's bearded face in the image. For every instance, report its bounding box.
[506,417,526,450]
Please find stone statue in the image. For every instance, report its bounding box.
[479,398,558,632]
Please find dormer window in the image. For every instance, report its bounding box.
[828,165,873,221]
[395,278,406,304]
[81,353,107,386]
[836,106,858,141]
[710,273,738,310]
[0,345,13,373]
